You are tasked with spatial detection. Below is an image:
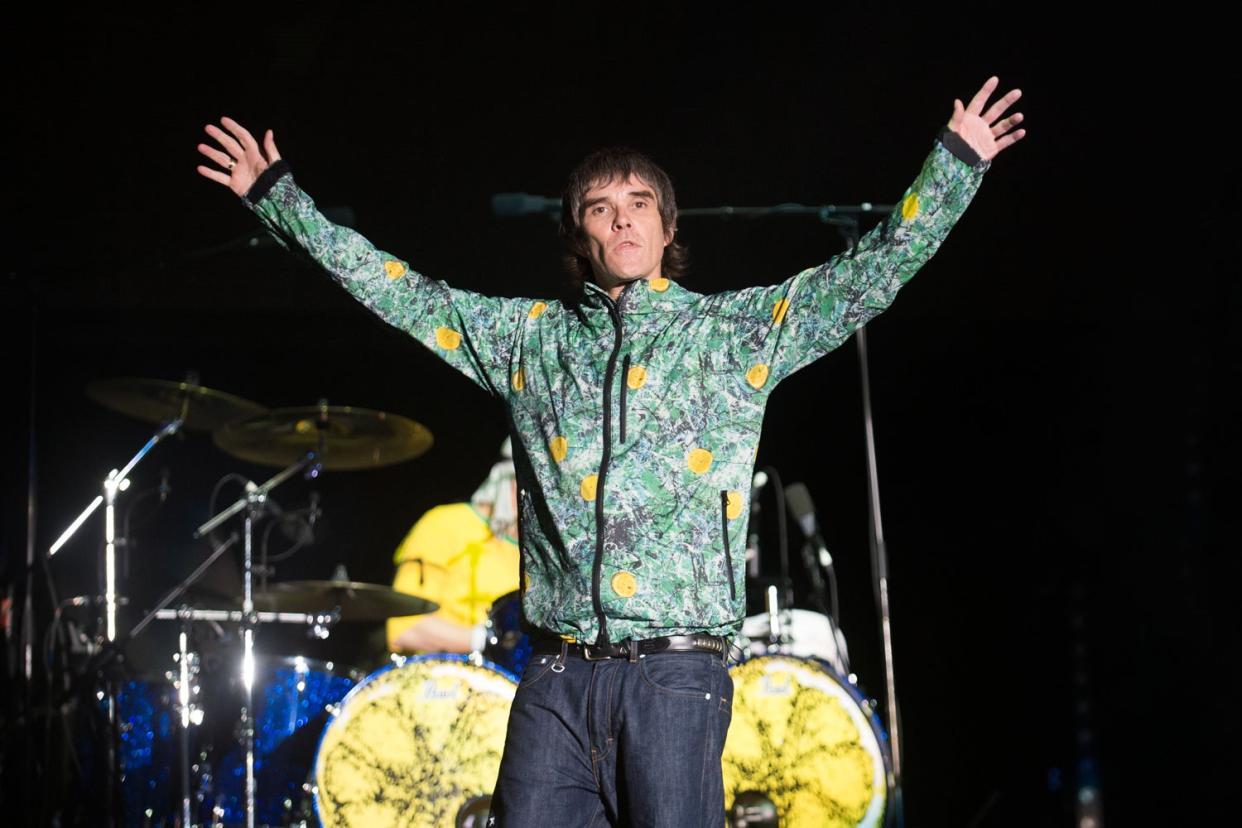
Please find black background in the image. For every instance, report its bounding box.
[4,6,1237,826]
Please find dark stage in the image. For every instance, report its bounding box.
[3,7,1236,826]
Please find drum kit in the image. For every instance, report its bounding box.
[61,375,896,828]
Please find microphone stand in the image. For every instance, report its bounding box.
[836,218,906,827]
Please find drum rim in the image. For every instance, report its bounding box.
[725,652,894,823]
[309,652,519,826]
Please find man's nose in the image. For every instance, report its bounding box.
[612,208,632,229]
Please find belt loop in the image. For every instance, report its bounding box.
[628,639,638,663]
[552,640,567,673]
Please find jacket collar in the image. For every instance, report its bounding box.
[579,277,698,317]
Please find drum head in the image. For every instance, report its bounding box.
[313,654,516,827]
[723,655,890,827]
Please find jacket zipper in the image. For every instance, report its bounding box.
[619,354,631,444]
[591,287,628,645]
[720,491,737,601]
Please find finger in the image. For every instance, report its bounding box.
[966,76,999,116]
[949,98,964,127]
[982,89,1022,125]
[992,129,1027,155]
[204,124,245,160]
[196,165,233,186]
[991,112,1024,137]
[220,116,259,154]
[263,129,282,163]
[196,143,234,169]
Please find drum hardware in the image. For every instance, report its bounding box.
[53,377,437,826]
[194,447,327,828]
[48,373,268,827]
[728,791,779,828]
[191,405,438,825]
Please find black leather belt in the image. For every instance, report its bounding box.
[532,633,728,661]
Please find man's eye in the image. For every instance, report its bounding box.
[592,205,608,215]
[634,200,647,209]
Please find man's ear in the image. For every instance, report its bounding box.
[664,224,676,247]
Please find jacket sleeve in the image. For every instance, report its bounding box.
[243,163,528,397]
[711,135,989,390]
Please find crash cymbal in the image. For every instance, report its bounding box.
[251,580,438,622]
[213,405,433,470]
[86,377,270,432]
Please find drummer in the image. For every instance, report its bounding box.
[387,440,520,654]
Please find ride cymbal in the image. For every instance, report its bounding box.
[214,405,433,470]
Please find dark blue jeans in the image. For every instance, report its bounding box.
[489,648,734,827]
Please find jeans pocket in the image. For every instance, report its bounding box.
[639,653,715,699]
[518,654,559,690]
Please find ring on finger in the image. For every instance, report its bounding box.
[227,159,237,171]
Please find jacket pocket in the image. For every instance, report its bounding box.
[719,490,737,601]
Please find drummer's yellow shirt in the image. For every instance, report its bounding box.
[386,503,520,651]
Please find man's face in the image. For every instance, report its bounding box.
[578,174,673,294]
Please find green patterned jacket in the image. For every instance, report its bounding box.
[245,136,987,644]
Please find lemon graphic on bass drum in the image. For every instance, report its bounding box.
[313,655,516,827]
[722,655,891,827]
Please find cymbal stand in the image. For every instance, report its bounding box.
[47,402,186,828]
[194,450,319,828]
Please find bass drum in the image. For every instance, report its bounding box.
[722,655,891,828]
[312,654,517,827]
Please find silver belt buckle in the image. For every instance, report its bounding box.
[582,643,611,661]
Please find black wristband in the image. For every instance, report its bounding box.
[937,127,983,168]
[245,159,293,203]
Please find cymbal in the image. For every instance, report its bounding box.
[213,405,433,471]
[251,580,438,622]
[86,377,269,432]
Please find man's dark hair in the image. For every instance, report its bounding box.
[559,147,689,286]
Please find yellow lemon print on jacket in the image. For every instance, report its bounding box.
[511,368,525,392]
[435,327,461,350]
[648,277,670,293]
[725,491,744,520]
[528,301,548,320]
[580,474,598,501]
[902,193,919,221]
[772,298,790,324]
[687,448,713,475]
[746,364,770,390]
[627,365,647,390]
[384,260,406,280]
[549,436,568,463]
[611,572,637,598]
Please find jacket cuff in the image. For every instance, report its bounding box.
[937,127,984,169]
[244,159,292,204]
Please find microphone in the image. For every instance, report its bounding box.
[491,193,561,218]
[785,482,833,569]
